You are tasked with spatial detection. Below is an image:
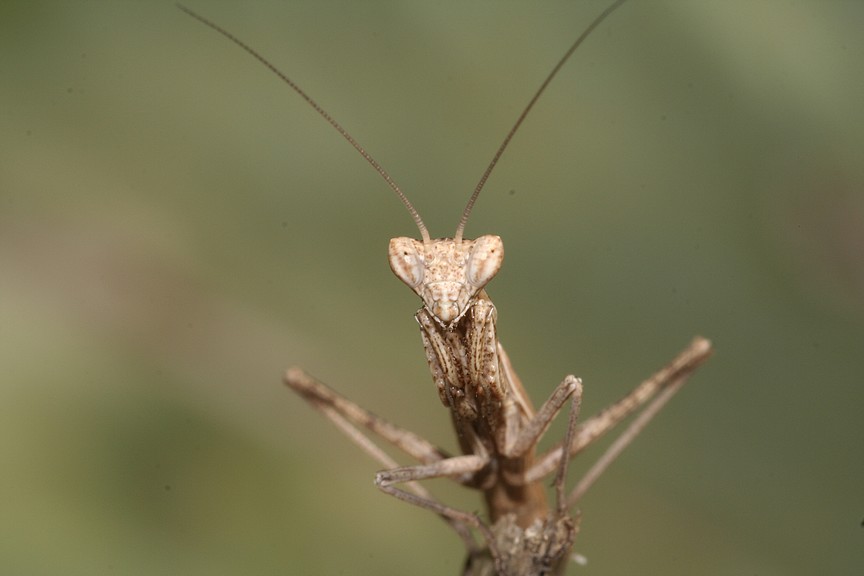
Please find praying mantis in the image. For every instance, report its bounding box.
[181,1,712,574]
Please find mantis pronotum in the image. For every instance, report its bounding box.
[181,1,713,574]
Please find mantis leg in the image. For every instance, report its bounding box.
[526,337,713,485]
[284,368,481,550]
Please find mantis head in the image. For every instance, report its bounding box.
[389,235,504,327]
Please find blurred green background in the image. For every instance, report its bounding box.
[2,1,862,574]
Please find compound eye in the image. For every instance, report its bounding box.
[388,237,425,288]
[465,235,504,289]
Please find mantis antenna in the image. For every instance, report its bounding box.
[179,0,629,245]
[453,0,628,242]
[177,3,431,245]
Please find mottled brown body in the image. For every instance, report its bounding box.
[385,235,588,573]
[417,294,549,527]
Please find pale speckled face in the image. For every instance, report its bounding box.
[388,235,504,327]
